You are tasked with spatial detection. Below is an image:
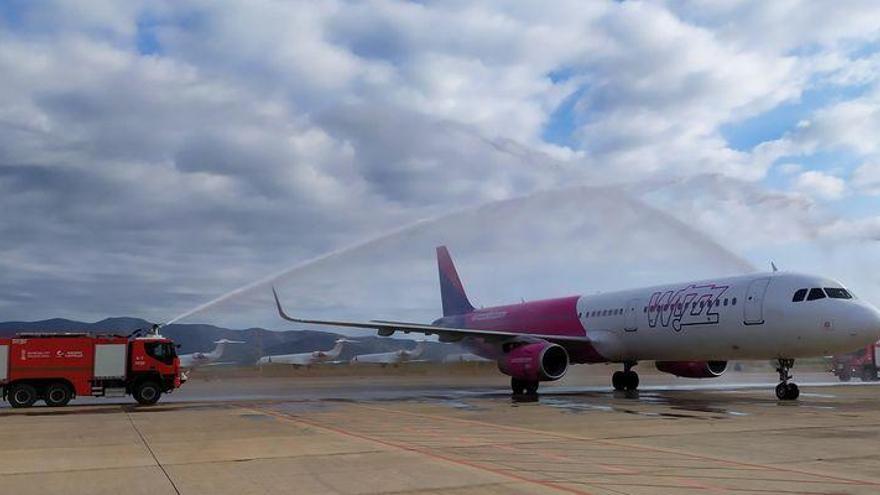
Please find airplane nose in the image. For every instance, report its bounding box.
[846,302,880,339]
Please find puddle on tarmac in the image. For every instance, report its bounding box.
[524,393,736,419]
[411,397,486,411]
[435,400,484,411]
[800,392,836,398]
[426,387,762,419]
[536,397,614,413]
[212,382,841,418]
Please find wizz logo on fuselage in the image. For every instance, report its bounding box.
[647,284,729,332]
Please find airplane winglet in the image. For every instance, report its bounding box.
[272,287,296,322]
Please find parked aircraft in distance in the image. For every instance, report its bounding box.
[179,339,244,369]
[443,352,491,363]
[273,246,880,400]
[257,338,356,367]
[350,341,427,365]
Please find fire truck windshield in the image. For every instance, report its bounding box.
[145,342,176,365]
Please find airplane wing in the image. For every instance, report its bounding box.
[272,288,590,345]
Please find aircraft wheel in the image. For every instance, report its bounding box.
[510,378,526,395]
[775,383,786,400]
[776,382,799,400]
[624,371,639,391]
[612,371,625,391]
[524,381,539,395]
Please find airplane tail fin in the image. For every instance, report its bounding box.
[436,246,474,317]
[212,339,244,359]
[329,339,352,358]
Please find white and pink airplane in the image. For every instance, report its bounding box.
[273,246,880,400]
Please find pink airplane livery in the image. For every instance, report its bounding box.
[273,246,880,400]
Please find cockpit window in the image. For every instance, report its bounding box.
[825,287,852,299]
[806,288,826,301]
[792,288,807,302]
[145,342,176,365]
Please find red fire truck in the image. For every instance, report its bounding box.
[830,341,880,382]
[0,331,183,408]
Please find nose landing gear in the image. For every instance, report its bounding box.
[775,358,800,400]
[612,361,639,391]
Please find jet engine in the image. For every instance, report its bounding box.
[498,341,569,382]
[655,360,728,378]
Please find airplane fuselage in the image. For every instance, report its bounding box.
[258,341,349,366]
[179,350,220,369]
[434,272,880,364]
[351,342,426,364]
[258,351,326,366]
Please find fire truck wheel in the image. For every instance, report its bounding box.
[133,381,162,405]
[44,383,72,407]
[8,384,38,408]
[838,372,851,382]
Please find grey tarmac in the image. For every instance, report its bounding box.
[1,371,879,495]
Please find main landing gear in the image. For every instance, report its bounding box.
[612,362,639,391]
[775,358,800,401]
[511,377,539,396]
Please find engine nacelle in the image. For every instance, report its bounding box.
[655,360,728,378]
[498,341,569,382]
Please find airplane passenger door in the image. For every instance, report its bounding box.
[624,298,641,332]
[743,278,771,325]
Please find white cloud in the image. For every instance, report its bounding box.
[664,0,880,53]
[793,170,846,200]
[794,98,880,156]
[853,163,880,195]
[819,217,880,241]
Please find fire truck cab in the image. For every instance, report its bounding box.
[0,333,183,408]
[830,341,880,382]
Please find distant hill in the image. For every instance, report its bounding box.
[0,318,451,364]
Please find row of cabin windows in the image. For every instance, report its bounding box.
[584,308,625,318]
[792,287,853,302]
[644,298,736,313]
[583,297,737,318]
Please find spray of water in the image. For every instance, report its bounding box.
[164,215,441,325]
[163,182,755,326]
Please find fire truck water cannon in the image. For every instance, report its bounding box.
[0,328,184,408]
